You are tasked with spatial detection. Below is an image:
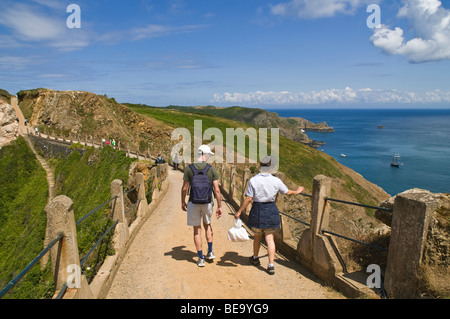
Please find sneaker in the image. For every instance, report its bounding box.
[267,265,275,275]
[197,258,205,267]
[205,251,215,261]
[249,256,260,266]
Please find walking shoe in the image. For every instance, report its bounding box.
[249,256,260,266]
[267,265,275,275]
[197,258,205,267]
[205,251,215,261]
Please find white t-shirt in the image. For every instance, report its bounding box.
[246,173,288,202]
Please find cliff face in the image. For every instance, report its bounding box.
[0,93,19,147]
[17,89,174,154]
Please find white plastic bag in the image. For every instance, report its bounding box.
[227,219,250,242]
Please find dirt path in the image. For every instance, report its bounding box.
[106,169,344,299]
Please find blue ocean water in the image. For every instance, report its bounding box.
[269,109,450,196]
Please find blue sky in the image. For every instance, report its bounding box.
[1,0,450,108]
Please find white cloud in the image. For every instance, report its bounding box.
[212,87,450,106]
[130,24,205,41]
[370,0,450,63]
[0,3,89,52]
[270,0,374,19]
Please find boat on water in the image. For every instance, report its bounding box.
[391,153,401,167]
[340,154,346,157]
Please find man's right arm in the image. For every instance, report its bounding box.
[212,180,222,218]
[181,180,189,211]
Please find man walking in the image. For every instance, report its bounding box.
[181,145,222,267]
[234,156,304,275]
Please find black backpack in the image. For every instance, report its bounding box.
[189,164,212,204]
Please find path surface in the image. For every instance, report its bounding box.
[106,169,344,299]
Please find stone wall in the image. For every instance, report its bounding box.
[28,135,85,159]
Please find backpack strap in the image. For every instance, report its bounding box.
[189,164,211,175]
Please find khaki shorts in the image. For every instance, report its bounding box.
[251,227,278,235]
[187,202,213,226]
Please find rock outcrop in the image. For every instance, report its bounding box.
[17,89,174,156]
[0,99,19,147]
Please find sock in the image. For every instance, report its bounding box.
[207,242,213,253]
[268,263,274,268]
[253,255,258,259]
[198,250,204,259]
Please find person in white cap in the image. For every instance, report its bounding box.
[181,145,222,267]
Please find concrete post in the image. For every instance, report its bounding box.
[310,175,331,236]
[297,175,344,281]
[229,165,236,200]
[135,173,148,218]
[45,195,80,290]
[240,169,251,206]
[220,164,225,189]
[110,179,129,250]
[384,192,439,299]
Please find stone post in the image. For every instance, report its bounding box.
[110,179,129,250]
[220,163,225,188]
[229,165,236,200]
[240,168,251,206]
[384,192,439,299]
[135,173,148,218]
[45,195,94,299]
[297,175,344,281]
[45,196,79,290]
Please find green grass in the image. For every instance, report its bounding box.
[127,104,345,191]
[52,145,135,282]
[0,136,53,299]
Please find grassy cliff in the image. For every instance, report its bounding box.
[0,136,52,299]
[50,145,135,282]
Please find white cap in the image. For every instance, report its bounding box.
[197,145,214,156]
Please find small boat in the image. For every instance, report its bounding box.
[300,129,306,133]
[390,153,401,167]
[340,154,347,157]
[377,125,384,129]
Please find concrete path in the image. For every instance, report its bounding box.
[106,169,344,299]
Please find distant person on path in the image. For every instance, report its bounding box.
[172,152,180,171]
[181,145,222,267]
[155,153,165,164]
[234,156,304,275]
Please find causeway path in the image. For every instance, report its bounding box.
[106,168,344,299]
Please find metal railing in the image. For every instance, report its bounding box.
[280,192,391,252]
[0,232,64,299]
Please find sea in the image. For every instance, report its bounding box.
[269,108,450,196]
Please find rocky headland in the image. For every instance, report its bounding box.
[0,90,19,147]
